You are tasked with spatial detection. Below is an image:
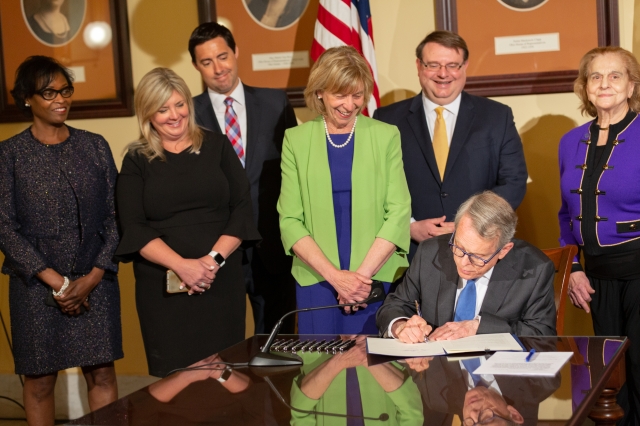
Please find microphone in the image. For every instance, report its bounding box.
[248,287,384,367]
[262,376,389,421]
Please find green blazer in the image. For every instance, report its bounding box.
[278,115,411,286]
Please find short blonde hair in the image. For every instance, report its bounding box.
[574,47,640,117]
[127,67,203,161]
[304,46,373,115]
[454,191,517,248]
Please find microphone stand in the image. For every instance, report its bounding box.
[248,288,382,367]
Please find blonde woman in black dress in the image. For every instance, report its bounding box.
[116,68,260,377]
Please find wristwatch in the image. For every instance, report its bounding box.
[208,251,226,267]
[216,367,232,383]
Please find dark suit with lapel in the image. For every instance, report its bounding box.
[410,354,559,426]
[376,235,556,336]
[373,92,528,259]
[194,84,297,333]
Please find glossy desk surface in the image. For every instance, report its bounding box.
[69,335,628,426]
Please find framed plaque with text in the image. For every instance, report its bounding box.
[436,0,619,97]
[0,0,134,123]
[198,0,318,107]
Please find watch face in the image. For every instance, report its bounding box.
[214,254,225,265]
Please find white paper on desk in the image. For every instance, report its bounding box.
[474,351,573,376]
[366,338,446,357]
[366,333,522,357]
[439,333,523,354]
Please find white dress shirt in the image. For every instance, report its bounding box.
[388,267,495,338]
[208,80,248,154]
[421,92,462,147]
[459,356,501,393]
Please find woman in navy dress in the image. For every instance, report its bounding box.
[278,46,411,334]
[0,56,122,424]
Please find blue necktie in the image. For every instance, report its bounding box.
[462,357,483,387]
[454,279,476,322]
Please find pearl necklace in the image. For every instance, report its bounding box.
[323,115,357,148]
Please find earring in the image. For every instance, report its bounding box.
[25,103,30,107]
[317,96,322,99]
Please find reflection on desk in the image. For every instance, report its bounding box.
[68,335,628,426]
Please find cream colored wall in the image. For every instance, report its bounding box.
[0,0,634,375]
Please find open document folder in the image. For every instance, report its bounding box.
[366,333,524,357]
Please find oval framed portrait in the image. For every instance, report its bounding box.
[21,0,86,47]
[243,0,310,30]
[497,0,549,12]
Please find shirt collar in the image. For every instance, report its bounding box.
[208,79,245,109]
[422,92,462,116]
[462,266,494,287]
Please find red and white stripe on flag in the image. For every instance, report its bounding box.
[311,0,380,116]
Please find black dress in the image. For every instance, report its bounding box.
[0,127,123,375]
[115,130,260,377]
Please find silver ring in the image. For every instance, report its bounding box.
[198,283,207,289]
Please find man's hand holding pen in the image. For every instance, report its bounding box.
[391,315,432,343]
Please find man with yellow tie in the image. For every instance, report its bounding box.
[373,31,527,260]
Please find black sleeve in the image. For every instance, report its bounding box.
[114,152,163,260]
[0,141,48,280]
[92,136,120,272]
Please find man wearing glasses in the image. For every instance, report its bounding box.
[373,31,527,261]
[376,191,556,341]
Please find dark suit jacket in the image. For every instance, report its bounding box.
[411,354,559,426]
[0,127,119,281]
[193,85,297,273]
[376,235,556,336]
[373,92,528,257]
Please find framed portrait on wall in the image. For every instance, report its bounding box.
[436,0,619,97]
[198,0,319,107]
[0,0,134,123]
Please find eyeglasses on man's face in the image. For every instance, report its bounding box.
[448,231,503,268]
[419,58,465,73]
[37,86,74,101]
[463,408,513,426]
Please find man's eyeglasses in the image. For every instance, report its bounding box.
[419,58,465,72]
[37,87,74,101]
[449,232,503,267]
[463,408,514,426]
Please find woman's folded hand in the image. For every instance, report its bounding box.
[174,259,217,295]
[329,270,372,313]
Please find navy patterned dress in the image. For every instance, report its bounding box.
[0,127,123,375]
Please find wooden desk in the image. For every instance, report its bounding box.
[69,335,628,425]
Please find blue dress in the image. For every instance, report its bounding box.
[296,133,391,334]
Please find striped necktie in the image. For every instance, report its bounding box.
[224,97,245,167]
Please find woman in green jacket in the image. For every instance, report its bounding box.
[278,46,411,334]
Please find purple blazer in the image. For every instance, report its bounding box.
[558,115,640,259]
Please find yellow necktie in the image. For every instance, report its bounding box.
[433,106,449,181]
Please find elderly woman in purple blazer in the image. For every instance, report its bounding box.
[558,46,640,424]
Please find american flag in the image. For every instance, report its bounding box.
[311,0,380,116]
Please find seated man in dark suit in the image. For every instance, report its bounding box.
[188,22,298,333]
[373,31,527,260]
[377,191,556,342]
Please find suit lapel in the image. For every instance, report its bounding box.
[243,85,260,172]
[437,250,459,326]
[407,95,442,184]
[308,117,340,264]
[193,92,222,133]
[445,92,475,178]
[480,249,518,315]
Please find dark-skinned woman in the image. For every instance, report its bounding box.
[0,56,122,425]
